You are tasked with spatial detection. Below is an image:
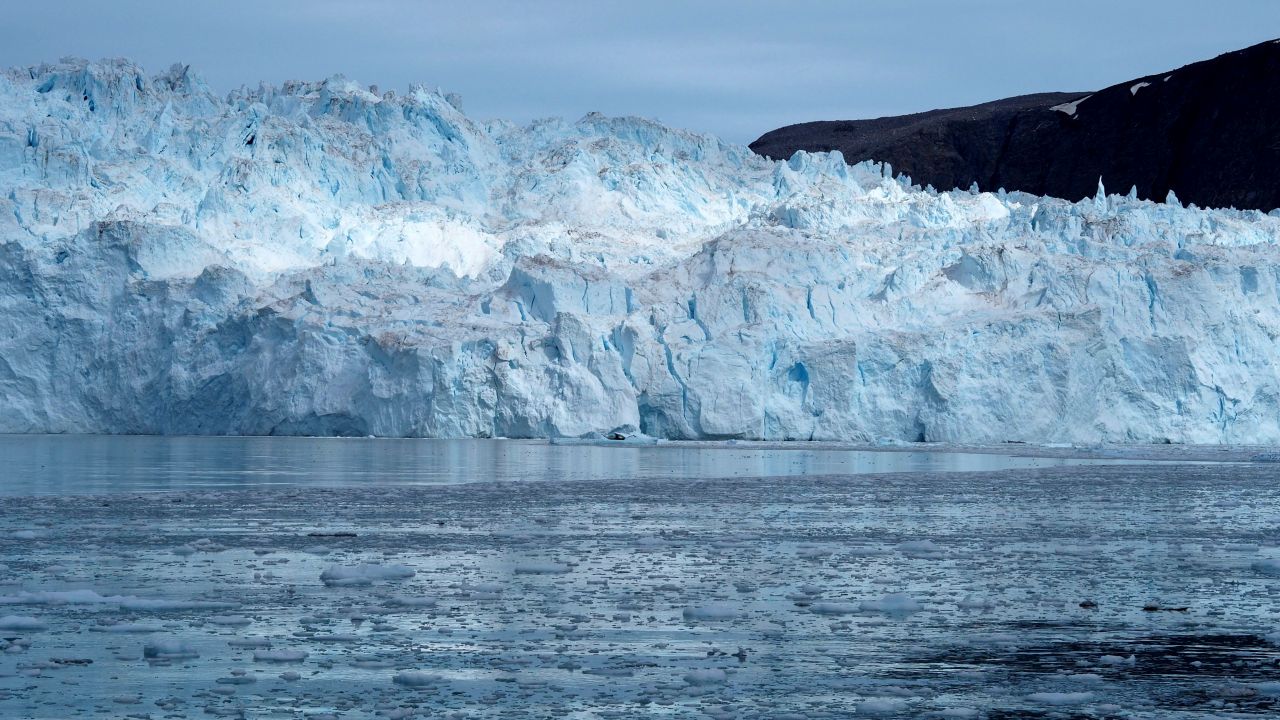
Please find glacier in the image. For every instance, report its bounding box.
[3,57,1280,442]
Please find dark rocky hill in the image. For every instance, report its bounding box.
[750,40,1280,211]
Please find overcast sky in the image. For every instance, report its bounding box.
[2,1,1277,143]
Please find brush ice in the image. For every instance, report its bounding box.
[857,697,910,715]
[319,563,415,586]
[682,603,740,621]
[4,59,1280,442]
[99,622,166,633]
[206,614,251,626]
[683,668,728,686]
[7,458,1277,717]
[0,589,237,611]
[809,602,859,616]
[1027,691,1096,706]
[1099,653,1137,666]
[252,649,308,662]
[393,670,443,687]
[513,560,571,574]
[0,615,46,630]
[387,595,438,608]
[859,593,923,615]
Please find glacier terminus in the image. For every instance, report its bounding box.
[3,58,1280,443]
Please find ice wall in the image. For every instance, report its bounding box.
[3,59,1280,442]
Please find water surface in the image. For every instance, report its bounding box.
[2,435,1138,495]
[0,437,1276,719]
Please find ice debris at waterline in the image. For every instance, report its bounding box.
[4,59,1280,441]
[3,462,1280,718]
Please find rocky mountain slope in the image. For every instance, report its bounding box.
[751,40,1280,212]
[3,58,1280,442]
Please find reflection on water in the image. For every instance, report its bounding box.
[0,435,1135,494]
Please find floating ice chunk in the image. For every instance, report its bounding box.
[809,602,859,616]
[122,597,239,611]
[393,670,444,687]
[857,697,909,714]
[10,530,38,540]
[683,603,740,621]
[0,589,236,610]
[859,593,922,616]
[845,545,890,557]
[1099,654,1135,666]
[279,670,301,681]
[1027,691,1094,705]
[143,639,199,659]
[229,638,272,647]
[461,581,504,600]
[583,667,634,677]
[1252,558,1280,575]
[956,595,995,609]
[683,668,728,686]
[0,590,102,605]
[896,540,944,559]
[100,622,166,633]
[253,649,308,662]
[633,536,669,550]
[796,546,832,559]
[931,709,979,718]
[0,615,46,631]
[1206,685,1254,701]
[208,614,252,626]
[311,633,360,642]
[176,538,225,553]
[320,563,415,587]
[514,560,571,574]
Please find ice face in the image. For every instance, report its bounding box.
[4,58,1280,442]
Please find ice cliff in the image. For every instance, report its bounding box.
[4,58,1280,442]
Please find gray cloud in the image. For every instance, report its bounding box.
[2,0,1277,143]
